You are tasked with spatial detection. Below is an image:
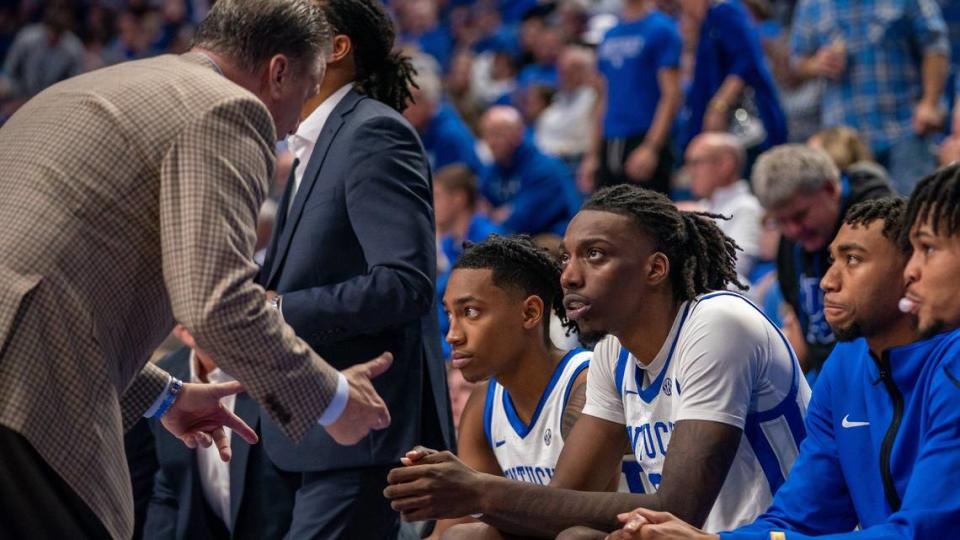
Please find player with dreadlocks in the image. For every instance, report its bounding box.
[425,235,605,538]
[603,198,960,539]
[385,185,810,539]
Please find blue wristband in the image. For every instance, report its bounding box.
[153,378,183,419]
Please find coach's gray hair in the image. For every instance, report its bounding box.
[193,0,331,73]
[751,144,841,209]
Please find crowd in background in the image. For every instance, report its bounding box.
[3,0,960,420]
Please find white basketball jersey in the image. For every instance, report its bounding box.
[483,349,591,485]
[584,292,811,532]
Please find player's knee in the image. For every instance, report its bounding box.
[555,526,607,540]
[441,522,504,540]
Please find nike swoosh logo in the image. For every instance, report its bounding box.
[842,414,870,428]
[495,440,506,447]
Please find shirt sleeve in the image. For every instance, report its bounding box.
[789,0,821,59]
[911,0,950,56]
[655,22,683,71]
[672,299,760,428]
[582,336,627,424]
[712,3,762,80]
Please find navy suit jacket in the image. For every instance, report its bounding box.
[259,88,455,471]
[125,348,299,540]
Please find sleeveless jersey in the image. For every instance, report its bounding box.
[583,292,811,532]
[483,349,591,485]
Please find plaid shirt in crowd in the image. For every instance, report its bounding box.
[791,0,950,152]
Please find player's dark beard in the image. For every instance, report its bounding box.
[578,330,609,349]
[832,322,863,342]
[919,319,948,341]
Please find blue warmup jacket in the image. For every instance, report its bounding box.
[722,330,960,539]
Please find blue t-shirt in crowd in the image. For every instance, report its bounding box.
[479,139,581,236]
[517,63,558,89]
[421,103,483,174]
[436,215,506,358]
[597,10,682,139]
[684,0,786,151]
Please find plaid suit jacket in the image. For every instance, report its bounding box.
[0,53,339,540]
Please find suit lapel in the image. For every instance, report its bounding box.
[265,89,364,287]
[259,160,299,283]
[228,394,257,531]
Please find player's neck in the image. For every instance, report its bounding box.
[618,294,683,366]
[498,344,566,423]
[866,315,918,358]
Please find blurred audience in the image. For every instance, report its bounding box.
[478,105,580,236]
[534,44,598,171]
[790,0,950,195]
[685,132,763,280]
[580,0,682,196]
[681,0,787,156]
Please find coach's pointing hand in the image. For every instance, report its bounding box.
[384,449,487,522]
[324,352,394,445]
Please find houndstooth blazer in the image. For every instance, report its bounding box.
[0,53,340,540]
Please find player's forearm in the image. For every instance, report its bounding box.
[477,475,661,538]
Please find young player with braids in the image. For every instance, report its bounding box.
[427,235,599,538]
[385,185,810,539]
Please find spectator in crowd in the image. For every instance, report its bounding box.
[0,0,84,102]
[517,21,562,90]
[428,236,594,539]
[535,45,599,171]
[385,185,808,539]
[790,0,950,195]
[580,0,683,196]
[478,105,581,236]
[125,345,299,540]
[255,0,454,537]
[609,195,960,540]
[681,0,787,157]
[751,144,893,380]
[685,132,763,279]
[807,126,875,172]
[519,83,554,125]
[470,44,520,109]
[434,164,506,358]
[405,59,484,174]
[396,0,454,71]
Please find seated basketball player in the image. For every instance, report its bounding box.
[427,235,608,538]
[385,185,810,539]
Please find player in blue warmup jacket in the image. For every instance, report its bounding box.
[609,190,960,538]
[427,236,604,539]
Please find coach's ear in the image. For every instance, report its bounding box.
[646,251,670,288]
[522,294,546,330]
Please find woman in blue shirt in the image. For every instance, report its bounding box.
[579,0,683,196]
[682,0,787,155]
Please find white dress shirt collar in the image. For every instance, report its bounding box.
[288,82,354,155]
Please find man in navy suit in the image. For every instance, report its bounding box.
[125,345,299,540]
[257,1,455,538]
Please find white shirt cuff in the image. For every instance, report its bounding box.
[317,372,349,426]
[143,374,174,418]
